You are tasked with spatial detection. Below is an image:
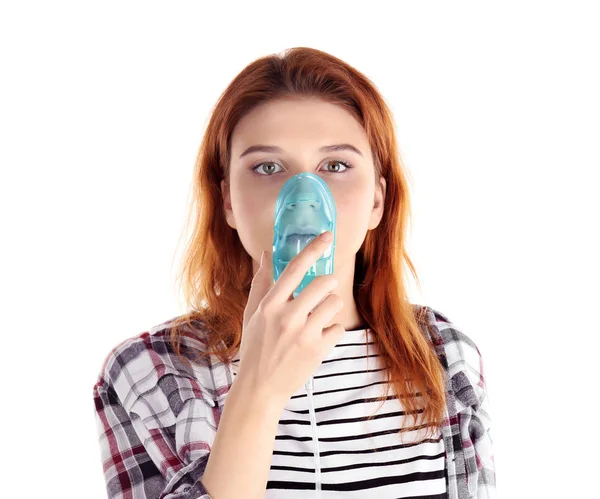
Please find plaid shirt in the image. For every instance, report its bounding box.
[93,306,495,498]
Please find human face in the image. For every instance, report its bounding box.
[222,96,386,284]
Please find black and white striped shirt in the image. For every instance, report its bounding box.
[230,327,446,498]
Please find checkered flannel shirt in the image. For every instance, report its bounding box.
[93,306,496,498]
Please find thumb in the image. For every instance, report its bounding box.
[243,250,273,328]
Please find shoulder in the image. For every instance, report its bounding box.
[418,305,487,409]
[93,314,224,418]
[426,306,483,370]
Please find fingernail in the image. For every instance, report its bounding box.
[320,231,333,242]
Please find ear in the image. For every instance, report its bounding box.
[368,175,386,230]
[221,179,237,229]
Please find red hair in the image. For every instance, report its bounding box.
[169,47,446,441]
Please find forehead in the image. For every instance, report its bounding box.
[230,97,369,153]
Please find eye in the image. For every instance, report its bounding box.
[250,158,354,176]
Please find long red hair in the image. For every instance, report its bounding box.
[168,47,446,441]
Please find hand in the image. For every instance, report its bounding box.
[237,232,345,408]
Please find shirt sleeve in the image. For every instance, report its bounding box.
[93,368,218,498]
[441,320,496,499]
[461,343,496,498]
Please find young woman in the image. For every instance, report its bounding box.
[93,47,495,499]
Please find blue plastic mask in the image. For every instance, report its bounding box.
[272,173,336,298]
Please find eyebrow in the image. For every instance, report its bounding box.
[238,143,364,159]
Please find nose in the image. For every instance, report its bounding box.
[285,178,323,211]
[285,198,322,211]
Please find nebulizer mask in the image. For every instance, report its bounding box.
[272,172,336,298]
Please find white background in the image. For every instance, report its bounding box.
[1,1,598,497]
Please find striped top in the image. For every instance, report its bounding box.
[93,306,496,498]
[248,326,447,498]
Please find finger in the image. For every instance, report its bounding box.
[288,273,338,318]
[243,250,273,330]
[305,293,344,335]
[320,323,346,352]
[266,231,334,305]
